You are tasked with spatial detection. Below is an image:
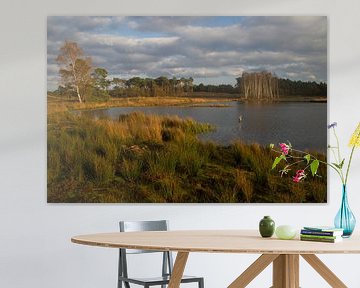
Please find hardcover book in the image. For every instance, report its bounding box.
[301,229,343,237]
[303,226,344,232]
[300,236,343,243]
[300,234,341,240]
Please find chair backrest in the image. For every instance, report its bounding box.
[118,220,174,281]
[119,220,169,254]
[120,220,168,232]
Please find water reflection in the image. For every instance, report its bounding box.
[79,101,327,151]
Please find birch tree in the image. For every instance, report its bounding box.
[57,41,92,103]
[241,71,279,101]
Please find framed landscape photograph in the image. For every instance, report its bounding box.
[47,16,327,203]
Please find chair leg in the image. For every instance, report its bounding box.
[199,278,204,288]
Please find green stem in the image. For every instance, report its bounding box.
[333,127,342,165]
[291,140,346,183]
[345,145,356,185]
[290,148,308,155]
[284,159,307,169]
[332,127,346,182]
[318,160,344,183]
[330,147,339,164]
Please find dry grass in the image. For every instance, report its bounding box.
[234,170,254,202]
[47,107,327,203]
[47,96,236,115]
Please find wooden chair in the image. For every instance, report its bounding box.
[118,220,204,288]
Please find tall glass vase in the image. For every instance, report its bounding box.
[334,185,356,237]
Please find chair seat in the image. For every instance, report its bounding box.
[119,274,203,286]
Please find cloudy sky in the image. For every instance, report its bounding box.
[47,16,327,90]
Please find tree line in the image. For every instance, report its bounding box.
[277,78,327,97]
[236,74,327,98]
[52,41,327,102]
[110,76,194,98]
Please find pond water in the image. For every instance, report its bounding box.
[80,101,327,151]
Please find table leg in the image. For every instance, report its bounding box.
[229,253,348,288]
[168,252,189,288]
[301,254,347,288]
[228,254,279,288]
[272,254,299,288]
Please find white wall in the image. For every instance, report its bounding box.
[1,0,360,287]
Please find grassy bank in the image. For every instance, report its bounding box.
[48,111,327,203]
[47,95,236,114]
[48,94,327,115]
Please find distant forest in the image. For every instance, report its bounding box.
[51,73,327,100]
[195,77,327,97]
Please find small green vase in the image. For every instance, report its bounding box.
[259,216,275,237]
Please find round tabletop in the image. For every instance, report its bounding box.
[71,230,360,254]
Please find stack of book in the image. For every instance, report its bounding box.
[300,226,344,243]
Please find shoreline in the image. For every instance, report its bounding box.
[47,96,236,113]
[47,95,327,114]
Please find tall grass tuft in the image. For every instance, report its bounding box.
[234,170,254,202]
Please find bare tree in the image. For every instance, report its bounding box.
[240,71,279,101]
[57,41,92,103]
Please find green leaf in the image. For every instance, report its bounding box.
[272,155,286,170]
[332,159,345,169]
[269,143,274,149]
[304,154,311,164]
[332,162,341,169]
[339,159,345,169]
[310,160,320,176]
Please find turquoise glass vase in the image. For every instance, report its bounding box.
[334,185,356,237]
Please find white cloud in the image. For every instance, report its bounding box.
[47,16,327,90]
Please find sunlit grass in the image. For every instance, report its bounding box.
[48,111,327,203]
[47,96,236,114]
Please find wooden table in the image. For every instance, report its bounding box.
[71,230,360,288]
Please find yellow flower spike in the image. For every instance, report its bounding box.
[349,122,360,147]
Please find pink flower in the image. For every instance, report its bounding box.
[293,170,306,183]
[296,169,305,175]
[279,143,289,155]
